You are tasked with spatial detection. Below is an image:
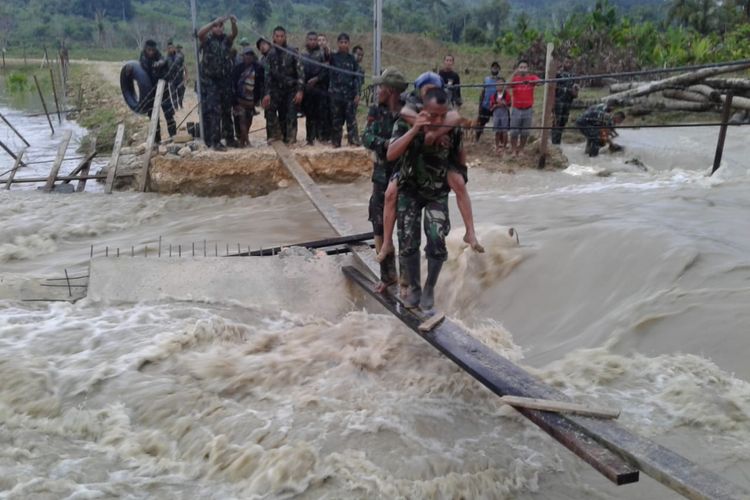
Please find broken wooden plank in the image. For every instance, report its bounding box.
[500,395,620,419]
[105,124,125,194]
[75,138,96,192]
[43,130,72,192]
[4,147,27,190]
[418,312,445,332]
[139,80,166,192]
[33,75,55,134]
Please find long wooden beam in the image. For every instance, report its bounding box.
[271,141,639,485]
[272,141,750,499]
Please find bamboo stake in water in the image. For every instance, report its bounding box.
[33,75,55,134]
[49,67,62,124]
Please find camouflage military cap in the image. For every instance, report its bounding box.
[373,67,408,92]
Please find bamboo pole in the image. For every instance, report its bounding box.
[43,130,72,192]
[4,147,27,190]
[49,67,62,124]
[0,111,31,147]
[139,79,166,192]
[105,123,125,194]
[33,75,55,134]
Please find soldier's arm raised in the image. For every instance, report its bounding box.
[198,17,223,43]
[227,15,238,44]
[388,114,428,161]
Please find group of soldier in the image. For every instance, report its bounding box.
[193,17,368,150]
[138,39,187,142]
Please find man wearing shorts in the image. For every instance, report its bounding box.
[509,60,540,156]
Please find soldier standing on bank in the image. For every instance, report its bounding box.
[165,40,185,111]
[262,26,305,144]
[328,33,361,148]
[302,31,328,145]
[552,56,579,145]
[175,44,188,109]
[361,67,409,292]
[198,15,238,151]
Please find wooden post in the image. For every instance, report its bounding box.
[0,138,27,168]
[77,83,84,111]
[0,111,31,147]
[538,42,555,169]
[710,92,733,176]
[105,123,125,194]
[49,67,62,124]
[23,45,27,65]
[58,54,67,113]
[33,75,55,134]
[75,139,97,192]
[43,130,72,192]
[42,46,50,68]
[4,147,27,190]
[1,49,5,69]
[139,79,166,192]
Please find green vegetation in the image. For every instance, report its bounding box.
[6,72,29,92]
[1,0,748,73]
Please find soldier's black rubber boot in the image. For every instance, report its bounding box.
[420,258,443,311]
[403,254,422,309]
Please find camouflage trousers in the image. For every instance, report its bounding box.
[330,95,358,147]
[397,191,450,261]
[266,90,298,144]
[552,100,572,145]
[201,77,234,147]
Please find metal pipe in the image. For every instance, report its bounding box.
[0,111,31,147]
[33,75,55,134]
[711,92,734,176]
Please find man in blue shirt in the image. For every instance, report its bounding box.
[476,61,501,141]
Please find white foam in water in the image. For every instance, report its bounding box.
[1,120,750,497]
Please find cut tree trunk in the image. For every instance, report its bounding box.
[704,78,750,90]
[609,81,656,92]
[605,62,750,102]
[720,93,750,110]
[686,84,721,102]
[661,89,710,103]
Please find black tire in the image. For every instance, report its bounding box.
[120,61,153,115]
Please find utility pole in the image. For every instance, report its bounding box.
[372,0,382,78]
[190,0,205,143]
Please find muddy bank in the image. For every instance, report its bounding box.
[102,145,372,196]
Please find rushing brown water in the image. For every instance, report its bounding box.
[1,105,750,498]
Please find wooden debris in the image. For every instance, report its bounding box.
[105,124,125,194]
[43,130,72,192]
[139,80,166,192]
[4,147,27,190]
[418,312,446,332]
[500,395,621,419]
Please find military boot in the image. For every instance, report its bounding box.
[420,258,443,311]
[402,253,422,309]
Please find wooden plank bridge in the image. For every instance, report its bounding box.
[270,141,749,500]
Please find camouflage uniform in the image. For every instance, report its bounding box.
[302,47,328,144]
[264,45,305,143]
[392,119,465,262]
[362,103,399,284]
[576,103,614,157]
[328,52,361,147]
[552,70,577,145]
[139,49,177,142]
[200,33,235,147]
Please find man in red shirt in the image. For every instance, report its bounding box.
[509,59,541,156]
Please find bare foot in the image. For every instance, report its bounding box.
[376,240,394,263]
[464,232,485,253]
[374,280,395,293]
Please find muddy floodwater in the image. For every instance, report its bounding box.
[1,97,750,499]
